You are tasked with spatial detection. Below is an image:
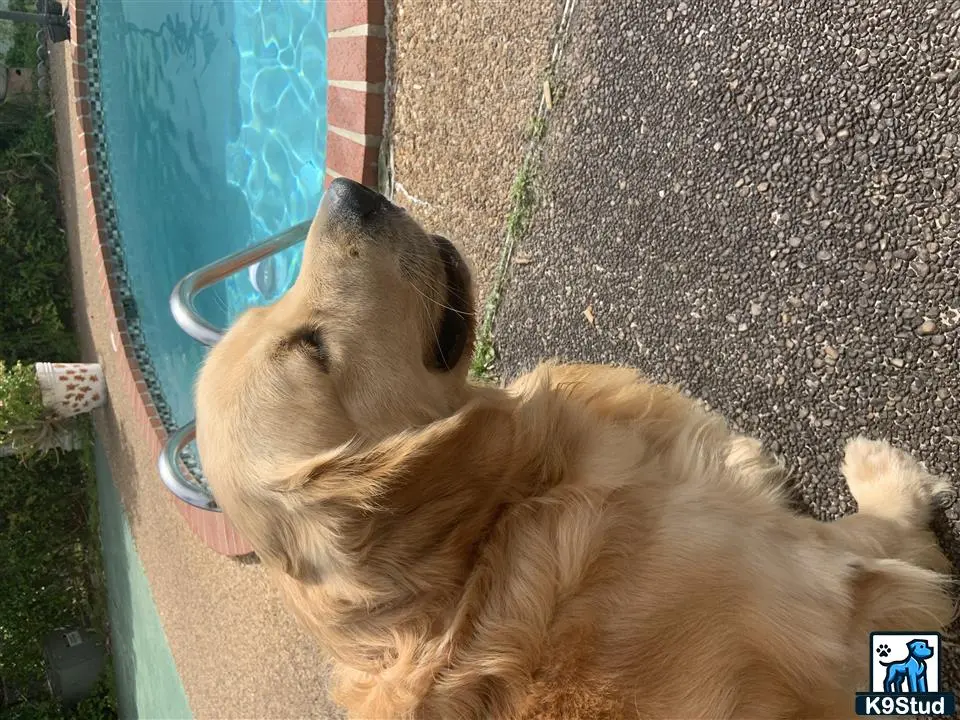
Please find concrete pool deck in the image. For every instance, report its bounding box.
[384,0,563,300]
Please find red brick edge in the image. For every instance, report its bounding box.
[325,0,386,189]
[65,0,387,556]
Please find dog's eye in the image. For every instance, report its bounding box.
[287,326,330,372]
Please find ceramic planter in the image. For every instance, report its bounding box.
[35,363,106,418]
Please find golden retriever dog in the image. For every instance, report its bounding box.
[195,178,955,719]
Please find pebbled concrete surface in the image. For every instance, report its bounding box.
[387,0,562,303]
[495,0,960,685]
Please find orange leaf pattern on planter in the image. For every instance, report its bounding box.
[38,362,106,418]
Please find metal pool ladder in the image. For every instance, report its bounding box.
[157,220,311,511]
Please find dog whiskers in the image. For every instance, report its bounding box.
[407,278,467,317]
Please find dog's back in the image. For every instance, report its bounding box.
[278,365,953,719]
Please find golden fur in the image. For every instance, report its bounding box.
[195,184,955,719]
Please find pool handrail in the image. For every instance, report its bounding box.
[157,219,312,511]
[171,219,312,346]
[157,420,220,510]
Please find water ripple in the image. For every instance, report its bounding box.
[98,0,328,426]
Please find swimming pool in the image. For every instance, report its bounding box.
[96,0,328,428]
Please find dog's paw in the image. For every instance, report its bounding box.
[876,643,892,658]
[841,436,951,524]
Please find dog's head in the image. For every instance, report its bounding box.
[906,639,934,660]
[200,178,477,440]
[195,179,514,585]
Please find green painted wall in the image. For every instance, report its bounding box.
[94,442,192,720]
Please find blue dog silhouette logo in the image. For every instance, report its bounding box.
[879,638,934,693]
[856,632,955,716]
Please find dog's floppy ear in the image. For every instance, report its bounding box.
[271,398,522,587]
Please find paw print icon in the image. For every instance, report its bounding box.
[876,643,892,658]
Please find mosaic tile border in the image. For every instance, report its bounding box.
[68,0,252,555]
[68,0,387,556]
[81,3,178,454]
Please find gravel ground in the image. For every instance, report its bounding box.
[494,0,960,686]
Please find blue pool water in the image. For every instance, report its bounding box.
[97,0,328,427]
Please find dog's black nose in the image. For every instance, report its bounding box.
[324,177,383,222]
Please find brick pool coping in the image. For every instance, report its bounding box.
[65,0,386,556]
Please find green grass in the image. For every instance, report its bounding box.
[0,17,117,716]
[526,115,546,142]
[0,420,117,719]
[470,159,537,381]
[73,435,119,720]
[465,0,582,381]
[4,0,41,68]
[469,70,557,382]
[0,104,77,364]
[0,3,70,364]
